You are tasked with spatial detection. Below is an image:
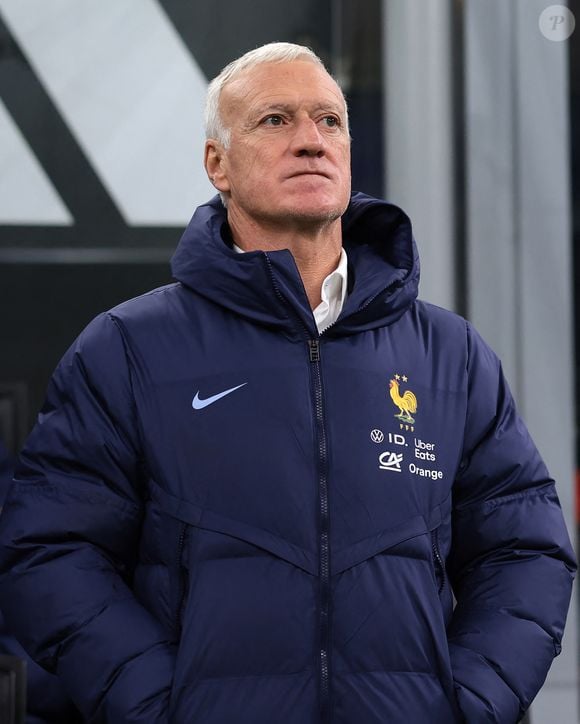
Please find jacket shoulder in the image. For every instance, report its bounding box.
[414,300,501,370]
[107,282,183,323]
[80,282,198,345]
[414,299,468,334]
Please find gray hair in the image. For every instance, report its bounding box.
[205,42,345,148]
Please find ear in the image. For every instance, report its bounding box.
[204,140,231,194]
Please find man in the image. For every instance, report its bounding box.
[0,42,575,723]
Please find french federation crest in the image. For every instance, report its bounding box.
[389,374,417,427]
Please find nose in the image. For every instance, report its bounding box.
[290,117,325,157]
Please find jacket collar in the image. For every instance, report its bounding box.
[171,191,419,338]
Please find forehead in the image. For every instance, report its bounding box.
[220,60,346,121]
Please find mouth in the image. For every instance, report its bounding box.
[287,170,331,180]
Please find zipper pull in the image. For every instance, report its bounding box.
[308,339,320,363]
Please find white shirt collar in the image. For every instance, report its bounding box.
[232,244,348,334]
[313,247,348,333]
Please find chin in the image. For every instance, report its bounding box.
[282,194,349,222]
[279,205,345,226]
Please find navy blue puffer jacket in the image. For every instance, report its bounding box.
[0,193,575,723]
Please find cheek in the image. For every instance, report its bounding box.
[342,145,352,168]
[339,150,352,185]
[232,150,275,184]
[334,142,351,173]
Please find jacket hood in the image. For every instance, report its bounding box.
[171,191,419,337]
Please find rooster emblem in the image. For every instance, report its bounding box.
[389,376,417,424]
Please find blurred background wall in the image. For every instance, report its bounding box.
[0,0,577,720]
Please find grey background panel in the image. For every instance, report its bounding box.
[382,0,456,312]
[465,1,578,721]
[383,0,578,720]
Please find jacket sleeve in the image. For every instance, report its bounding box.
[447,323,576,723]
[0,313,174,722]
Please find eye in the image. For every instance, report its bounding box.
[321,115,340,128]
[262,115,285,126]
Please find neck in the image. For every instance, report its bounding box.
[228,207,343,309]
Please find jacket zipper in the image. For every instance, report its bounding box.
[431,529,446,594]
[263,255,333,720]
[309,338,331,722]
[309,271,408,717]
[175,522,189,636]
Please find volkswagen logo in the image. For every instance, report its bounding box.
[370,429,384,444]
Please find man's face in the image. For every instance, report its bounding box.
[208,60,351,230]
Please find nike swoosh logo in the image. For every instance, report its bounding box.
[192,383,247,410]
